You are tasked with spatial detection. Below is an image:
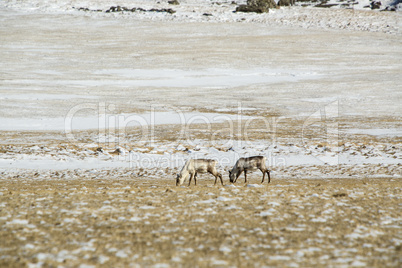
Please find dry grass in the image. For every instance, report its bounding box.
[0,176,400,267]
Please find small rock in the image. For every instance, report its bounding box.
[236,4,267,13]
[333,193,348,198]
[278,0,295,6]
[371,1,382,9]
[168,0,180,5]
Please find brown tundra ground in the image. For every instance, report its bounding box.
[0,174,400,267]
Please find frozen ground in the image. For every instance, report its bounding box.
[0,1,401,266]
[0,0,401,177]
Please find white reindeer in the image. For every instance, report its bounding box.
[176,159,223,186]
[229,156,271,184]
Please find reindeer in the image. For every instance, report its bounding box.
[229,156,271,184]
[176,159,223,186]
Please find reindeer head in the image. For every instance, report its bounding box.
[228,170,235,183]
[176,173,184,186]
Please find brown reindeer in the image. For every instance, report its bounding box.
[176,159,223,186]
[229,156,270,184]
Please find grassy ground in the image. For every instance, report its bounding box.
[0,175,400,267]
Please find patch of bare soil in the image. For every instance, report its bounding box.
[0,176,400,267]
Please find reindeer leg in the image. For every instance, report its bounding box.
[213,173,217,185]
[244,170,247,183]
[213,172,223,186]
[188,173,193,186]
[261,169,265,184]
[208,170,217,185]
[194,172,197,186]
[234,172,240,183]
[267,170,271,183]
